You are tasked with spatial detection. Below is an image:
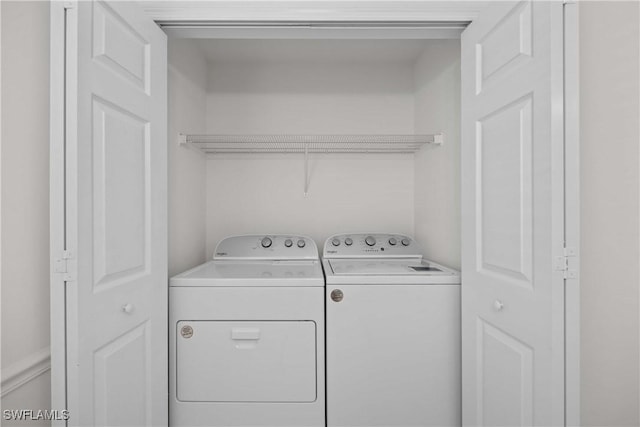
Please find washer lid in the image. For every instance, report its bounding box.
[328,259,455,276]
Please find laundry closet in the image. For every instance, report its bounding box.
[50,2,575,426]
[166,33,462,427]
[167,36,462,277]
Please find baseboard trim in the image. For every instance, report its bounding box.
[1,347,51,397]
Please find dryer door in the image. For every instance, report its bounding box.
[176,321,317,402]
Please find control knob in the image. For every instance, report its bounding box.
[388,237,397,246]
[332,238,341,247]
[261,237,272,248]
[365,236,376,247]
[344,238,353,246]
[401,238,410,246]
[284,239,293,247]
[297,239,306,248]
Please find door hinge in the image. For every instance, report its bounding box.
[54,250,75,281]
[555,247,578,280]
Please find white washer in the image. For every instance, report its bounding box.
[170,235,325,427]
[323,233,461,427]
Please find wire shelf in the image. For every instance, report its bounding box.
[179,133,443,153]
[178,133,444,196]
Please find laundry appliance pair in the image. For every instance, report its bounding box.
[169,233,460,427]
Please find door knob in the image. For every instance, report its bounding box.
[122,303,134,314]
[331,289,344,302]
[493,300,504,311]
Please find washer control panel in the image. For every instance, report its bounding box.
[214,235,318,260]
[323,233,421,259]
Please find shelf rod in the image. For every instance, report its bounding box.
[178,133,445,153]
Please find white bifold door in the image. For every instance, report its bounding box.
[461,1,565,426]
[51,1,168,425]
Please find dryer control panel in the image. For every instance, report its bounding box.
[214,235,319,260]
[323,233,422,259]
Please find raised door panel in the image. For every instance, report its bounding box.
[94,323,151,426]
[92,97,150,289]
[476,94,533,287]
[476,0,533,94]
[92,0,150,93]
[476,319,533,426]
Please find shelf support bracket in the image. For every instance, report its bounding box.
[178,133,207,157]
[303,143,309,197]
[432,132,444,145]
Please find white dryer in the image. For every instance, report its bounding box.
[323,233,461,427]
[170,235,325,427]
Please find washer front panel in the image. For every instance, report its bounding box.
[325,284,460,426]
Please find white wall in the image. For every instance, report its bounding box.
[2,372,51,427]
[206,153,415,255]
[168,40,208,277]
[413,40,461,269]
[204,59,416,253]
[0,1,52,421]
[206,61,415,134]
[579,2,640,426]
